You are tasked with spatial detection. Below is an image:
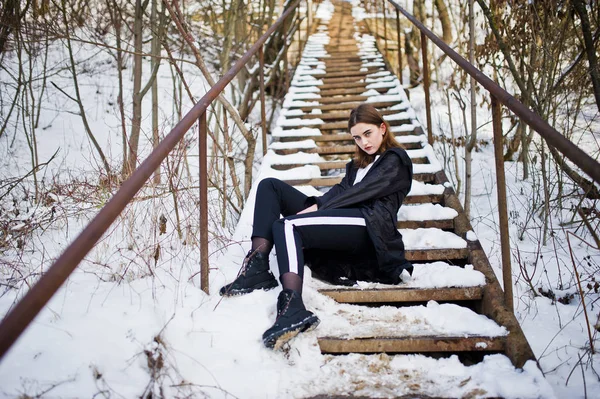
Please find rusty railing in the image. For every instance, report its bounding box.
[0,0,310,361]
[366,0,600,311]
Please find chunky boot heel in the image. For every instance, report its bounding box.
[219,251,278,297]
[262,289,320,350]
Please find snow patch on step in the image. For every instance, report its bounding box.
[262,165,322,180]
[317,300,507,338]
[270,139,317,150]
[408,181,445,196]
[264,150,324,165]
[311,261,485,290]
[401,228,467,249]
[277,117,324,127]
[271,127,322,137]
[398,204,458,221]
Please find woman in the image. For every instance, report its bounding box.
[220,104,413,350]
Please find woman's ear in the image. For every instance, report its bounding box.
[381,122,386,135]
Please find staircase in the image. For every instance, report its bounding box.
[256,0,539,395]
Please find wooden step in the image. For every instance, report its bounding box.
[323,61,365,68]
[290,180,442,204]
[321,70,374,79]
[320,75,383,85]
[318,81,370,91]
[323,66,381,74]
[295,108,403,121]
[318,336,506,354]
[320,85,388,97]
[273,146,427,163]
[406,247,469,261]
[274,134,419,148]
[297,118,410,131]
[318,286,483,304]
[294,100,401,112]
[397,219,454,230]
[295,95,402,106]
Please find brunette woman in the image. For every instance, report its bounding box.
[220,103,413,349]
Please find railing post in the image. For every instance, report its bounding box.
[420,31,433,145]
[383,0,388,57]
[259,46,267,156]
[491,95,514,312]
[199,112,209,294]
[396,8,402,85]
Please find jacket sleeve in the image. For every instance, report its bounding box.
[314,161,352,208]
[318,151,412,211]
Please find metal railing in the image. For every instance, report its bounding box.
[0,0,312,361]
[365,0,600,311]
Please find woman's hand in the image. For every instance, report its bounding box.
[297,204,318,215]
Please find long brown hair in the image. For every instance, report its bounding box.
[348,104,403,168]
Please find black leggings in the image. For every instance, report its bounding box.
[253,178,373,278]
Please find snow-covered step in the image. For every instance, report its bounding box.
[320,70,378,79]
[272,146,429,163]
[286,116,411,131]
[398,202,457,229]
[289,100,411,113]
[280,172,439,188]
[291,107,406,120]
[316,301,507,354]
[273,134,422,149]
[316,261,485,303]
[289,181,445,205]
[319,86,388,97]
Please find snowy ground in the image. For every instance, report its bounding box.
[0,0,599,398]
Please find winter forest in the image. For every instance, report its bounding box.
[0,0,599,397]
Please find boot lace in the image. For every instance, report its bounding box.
[276,290,294,319]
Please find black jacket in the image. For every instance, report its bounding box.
[306,147,413,285]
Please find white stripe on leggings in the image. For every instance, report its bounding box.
[283,216,367,274]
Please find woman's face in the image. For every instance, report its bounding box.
[350,122,386,155]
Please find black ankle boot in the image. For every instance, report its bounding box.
[262,289,320,349]
[219,251,278,296]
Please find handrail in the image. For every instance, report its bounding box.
[0,0,302,361]
[388,0,600,185]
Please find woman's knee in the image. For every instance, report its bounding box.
[257,177,281,194]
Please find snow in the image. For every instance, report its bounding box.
[303,354,555,399]
[271,126,322,137]
[312,262,485,290]
[0,0,593,396]
[398,204,458,221]
[408,181,446,195]
[263,150,325,165]
[401,228,468,249]
[318,300,507,338]
[269,139,317,149]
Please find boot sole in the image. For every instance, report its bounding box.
[263,314,320,350]
[219,279,279,297]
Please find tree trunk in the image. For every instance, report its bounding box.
[151,0,161,184]
[126,0,144,177]
[572,0,600,113]
[434,0,452,43]
[107,0,128,177]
